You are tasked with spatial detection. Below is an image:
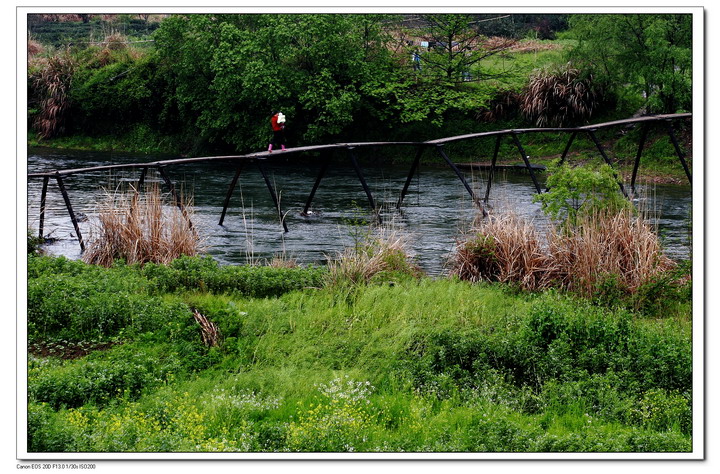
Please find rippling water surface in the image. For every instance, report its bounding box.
[26,147,692,275]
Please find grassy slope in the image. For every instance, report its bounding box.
[26,256,692,453]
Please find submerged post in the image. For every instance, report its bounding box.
[397,146,424,209]
[558,131,578,166]
[302,151,332,216]
[483,135,503,203]
[347,147,377,214]
[219,165,243,226]
[435,144,487,216]
[510,133,542,194]
[157,166,194,229]
[38,176,49,239]
[630,124,650,195]
[137,166,148,192]
[55,174,85,252]
[256,161,289,232]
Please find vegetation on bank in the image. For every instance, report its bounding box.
[27,14,692,176]
[27,174,692,453]
[27,249,691,453]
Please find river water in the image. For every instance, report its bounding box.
[26,147,692,275]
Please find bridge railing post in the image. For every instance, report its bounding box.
[256,160,289,233]
[38,176,49,239]
[510,132,543,195]
[586,129,628,198]
[630,124,650,195]
[483,135,503,204]
[157,166,194,230]
[665,120,692,186]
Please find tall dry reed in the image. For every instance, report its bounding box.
[451,208,674,295]
[547,209,675,296]
[451,212,556,291]
[83,184,203,267]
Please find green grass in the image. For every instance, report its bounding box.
[26,254,692,453]
[474,40,573,91]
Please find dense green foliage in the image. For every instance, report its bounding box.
[565,14,692,114]
[534,161,631,224]
[25,13,694,184]
[26,254,692,453]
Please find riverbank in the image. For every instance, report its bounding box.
[26,253,692,454]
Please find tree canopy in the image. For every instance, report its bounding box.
[566,14,692,114]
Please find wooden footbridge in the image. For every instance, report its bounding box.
[28,113,692,251]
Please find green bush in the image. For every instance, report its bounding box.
[30,358,154,409]
[142,256,326,297]
[404,292,691,403]
[534,161,630,225]
[27,271,189,341]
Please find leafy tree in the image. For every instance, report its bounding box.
[533,161,631,225]
[566,14,692,114]
[152,14,398,152]
[414,14,517,84]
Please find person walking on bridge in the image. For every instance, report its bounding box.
[268,111,287,153]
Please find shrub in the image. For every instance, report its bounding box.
[29,51,75,139]
[451,206,675,301]
[27,231,45,255]
[450,213,554,291]
[142,255,326,297]
[325,231,423,288]
[628,389,692,435]
[27,269,192,341]
[29,356,159,409]
[404,292,691,400]
[533,161,630,225]
[519,64,602,127]
[547,208,675,297]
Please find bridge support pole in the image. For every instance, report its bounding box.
[347,147,378,216]
[510,133,543,194]
[38,176,49,239]
[55,174,85,252]
[256,161,289,233]
[397,146,424,209]
[483,135,503,203]
[302,152,331,216]
[435,144,487,216]
[665,121,692,186]
[137,166,148,192]
[558,131,578,167]
[630,124,649,195]
[158,166,194,229]
[219,164,243,226]
[586,130,628,198]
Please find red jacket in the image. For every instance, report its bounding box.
[271,114,284,132]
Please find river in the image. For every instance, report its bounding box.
[26,147,692,275]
